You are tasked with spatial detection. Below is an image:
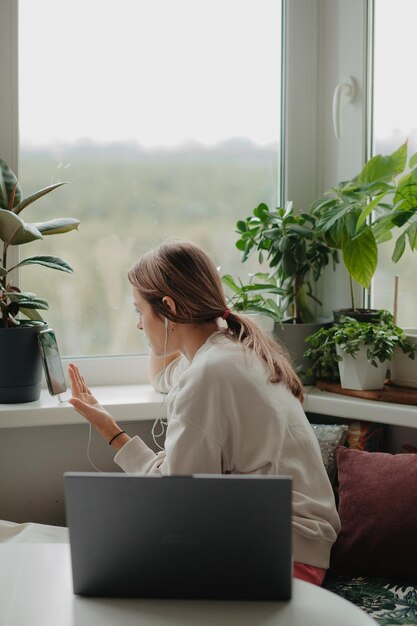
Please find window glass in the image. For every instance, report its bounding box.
[372,0,417,325]
[18,0,282,356]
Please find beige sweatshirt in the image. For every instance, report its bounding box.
[114,332,340,569]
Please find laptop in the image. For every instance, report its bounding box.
[64,473,292,601]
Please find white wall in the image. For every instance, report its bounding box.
[0,420,161,525]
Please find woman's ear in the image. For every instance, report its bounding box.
[162,296,177,315]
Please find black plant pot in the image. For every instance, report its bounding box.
[0,324,45,403]
[333,309,382,324]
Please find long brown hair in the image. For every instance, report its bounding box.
[128,240,303,400]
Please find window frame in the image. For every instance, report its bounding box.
[1,0,371,385]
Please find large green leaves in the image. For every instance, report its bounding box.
[0,208,43,245]
[357,141,407,185]
[343,227,377,288]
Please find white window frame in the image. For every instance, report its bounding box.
[1,0,371,385]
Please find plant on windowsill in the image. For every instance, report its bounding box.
[223,201,338,324]
[0,158,80,403]
[222,201,338,382]
[304,311,417,391]
[311,141,417,322]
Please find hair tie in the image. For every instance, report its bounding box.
[222,308,231,320]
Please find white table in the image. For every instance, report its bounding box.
[0,544,376,626]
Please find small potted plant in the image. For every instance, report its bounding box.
[304,311,416,391]
[0,159,79,403]
[222,201,338,382]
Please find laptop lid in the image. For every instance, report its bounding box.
[64,473,292,601]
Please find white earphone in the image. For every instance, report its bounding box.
[164,317,168,329]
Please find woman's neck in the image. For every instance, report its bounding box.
[179,322,220,361]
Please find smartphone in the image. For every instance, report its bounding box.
[38,328,67,395]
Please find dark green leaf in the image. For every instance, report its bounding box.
[11,255,74,274]
[287,224,311,235]
[0,159,22,210]
[13,299,49,310]
[12,182,68,215]
[392,232,407,263]
[0,208,43,245]
[406,221,417,250]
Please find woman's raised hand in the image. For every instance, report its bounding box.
[67,363,126,446]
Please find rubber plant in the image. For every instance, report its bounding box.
[0,159,80,327]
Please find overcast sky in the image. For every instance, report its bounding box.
[19,0,416,148]
[19,0,281,147]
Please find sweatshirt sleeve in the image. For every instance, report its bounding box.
[115,345,225,475]
[113,418,222,475]
[114,355,223,474]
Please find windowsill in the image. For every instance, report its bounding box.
[0,385,166,428]
[1,384,417,430]
[304,386,417,429]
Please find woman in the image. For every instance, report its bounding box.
[68,239,340,586]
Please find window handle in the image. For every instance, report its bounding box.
[332,76,356,139]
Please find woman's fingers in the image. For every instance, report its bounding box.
[68,363,92,398]
[68,363,82,394]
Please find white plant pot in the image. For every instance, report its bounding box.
[336,345,388,391]
[390,329,417,388]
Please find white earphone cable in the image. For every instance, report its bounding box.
[87,422,104,472]
[152,317,169,450]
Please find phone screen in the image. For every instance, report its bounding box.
[38,329,67,395]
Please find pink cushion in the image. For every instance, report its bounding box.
[330,446,417,580]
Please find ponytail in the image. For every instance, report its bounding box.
[220,312,304,402]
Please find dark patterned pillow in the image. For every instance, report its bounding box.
[323,575,417,625]
[310,424,349,482]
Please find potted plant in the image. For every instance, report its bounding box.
[221,272,283,335]
[390,328,417,389]
[311,142,417,322]
[304,311,416,390]
[222,201,338,382]
[0,159,79,403]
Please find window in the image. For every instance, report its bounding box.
[371,0,417,325]
[17,0,282,357]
